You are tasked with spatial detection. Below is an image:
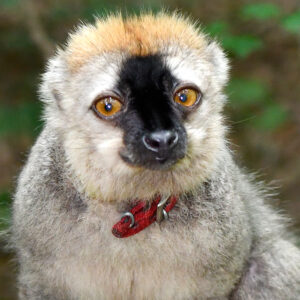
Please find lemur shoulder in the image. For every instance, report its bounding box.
[12,12,300,300]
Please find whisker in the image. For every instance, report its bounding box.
[229,115,257,125]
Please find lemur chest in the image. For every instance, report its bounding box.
[59,203,250,300]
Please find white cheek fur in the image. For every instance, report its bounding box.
[94,135,123,170]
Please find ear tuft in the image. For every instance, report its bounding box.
[39,50,68,108]
[206,40,230,88]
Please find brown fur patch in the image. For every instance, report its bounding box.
[65,13,207,72]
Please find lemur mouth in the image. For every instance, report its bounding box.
[119,148,185,171]
[155,156,168,163]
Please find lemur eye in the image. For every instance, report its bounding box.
[93,96,122,118]
[174,87,201,108]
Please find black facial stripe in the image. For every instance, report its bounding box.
[116,54,179,131]
[115,54,187,170]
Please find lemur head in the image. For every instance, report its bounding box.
[41,12,229,202]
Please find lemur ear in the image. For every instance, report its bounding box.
[205,40,230,89]
[39,49,68,108]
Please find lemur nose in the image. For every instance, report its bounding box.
[142,130,179,153]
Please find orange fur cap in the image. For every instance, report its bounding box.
[65,13,207,72]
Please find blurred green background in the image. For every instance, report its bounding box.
[0,0,300,298]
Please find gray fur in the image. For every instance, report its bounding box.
[12,125,300,299]
[12,13,300,300]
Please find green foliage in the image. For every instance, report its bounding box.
[204,21,229,37]
[254,103,287,131]
[205,21,263,58]
[78,0,117,21]
[222,35,263,58]
[205,3,295,133]
[0,29,33,52]
[0,102,42,138]
[227,78,289,131]
[240,3,281,20]
[281,10,300,34]
[50,4,72,21]
[0,0,20,8]
[206,3,300,61]
[48,0,162,23]
[239,3,300,35]
[227,78,269,106]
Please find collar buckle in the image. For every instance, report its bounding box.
[156,195,169,223]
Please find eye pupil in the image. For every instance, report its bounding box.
[105,103,113,112]
[179,93,187,102]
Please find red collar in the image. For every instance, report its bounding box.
[112,196,177,238]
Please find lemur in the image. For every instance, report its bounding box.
[12,12,300,299]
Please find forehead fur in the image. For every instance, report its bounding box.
[66,13,207,72]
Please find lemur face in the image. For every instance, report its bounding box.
[42,13,229,201]
[94,54,195,170]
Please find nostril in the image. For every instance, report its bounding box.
[143,135,160,152]
[168,137,174,146]
[145,136,160,149]
[167,132,178,148]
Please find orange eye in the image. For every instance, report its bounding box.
[174,87,200,107]
[93,97,122,118]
